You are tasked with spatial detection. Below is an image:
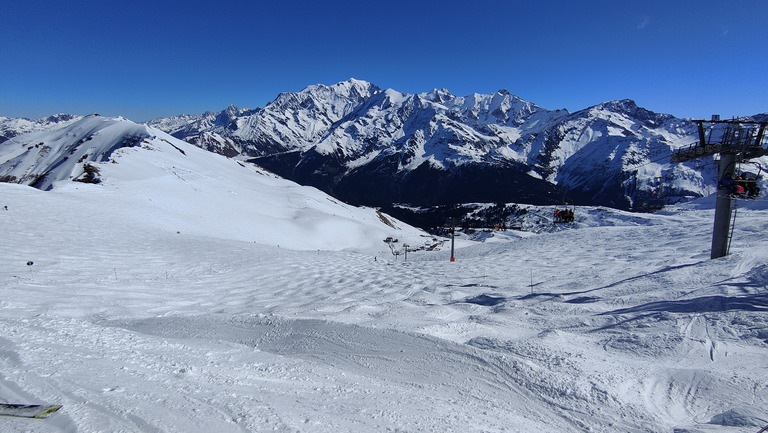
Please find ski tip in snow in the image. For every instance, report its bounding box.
[0,403,62,419]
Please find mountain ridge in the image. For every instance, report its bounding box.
[145,79,722,210]
[3,79,766,213]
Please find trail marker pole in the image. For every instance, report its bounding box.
[450,227,455,262]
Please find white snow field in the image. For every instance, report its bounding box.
[1,119,768,432]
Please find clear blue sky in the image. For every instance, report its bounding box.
[2,0,766,122]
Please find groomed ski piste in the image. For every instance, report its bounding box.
[1,116,767,432]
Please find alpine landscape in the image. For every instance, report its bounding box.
[2,1,768,431]
[1,78,767,432]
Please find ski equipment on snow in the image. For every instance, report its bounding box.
[0,403,62,419]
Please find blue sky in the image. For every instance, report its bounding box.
[2,0,766,122]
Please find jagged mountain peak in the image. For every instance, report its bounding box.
[264,79,380,129]
[421,88,455,104]
[576,99,679,129]
[223,104,241,114]
[213,104,244,128]
[586,99,646,118]
[42,113,80,123]
[273,79,379,107]
[597,98,638,111]
[332,78,380,98]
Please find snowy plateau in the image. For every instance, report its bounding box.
[0,106,767,432]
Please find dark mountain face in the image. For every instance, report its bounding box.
[299,157,569,208]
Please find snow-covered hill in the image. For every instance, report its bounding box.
[0,114,428,252]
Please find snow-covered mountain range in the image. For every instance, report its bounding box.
[3,79,765,216]
[146,79,766,210]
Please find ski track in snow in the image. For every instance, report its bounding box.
[1,184,768,432]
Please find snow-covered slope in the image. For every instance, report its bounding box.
[1,180,767,432]
[0,115,428,252]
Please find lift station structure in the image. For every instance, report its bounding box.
[671,118,768,259]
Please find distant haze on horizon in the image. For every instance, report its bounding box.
[2,0,766,122]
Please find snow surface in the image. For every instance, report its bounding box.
[1,124,768,431]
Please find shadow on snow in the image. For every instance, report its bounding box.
[601,293,768,316]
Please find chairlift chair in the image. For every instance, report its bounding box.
[718,160,762,199]
[553,204,575,223]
